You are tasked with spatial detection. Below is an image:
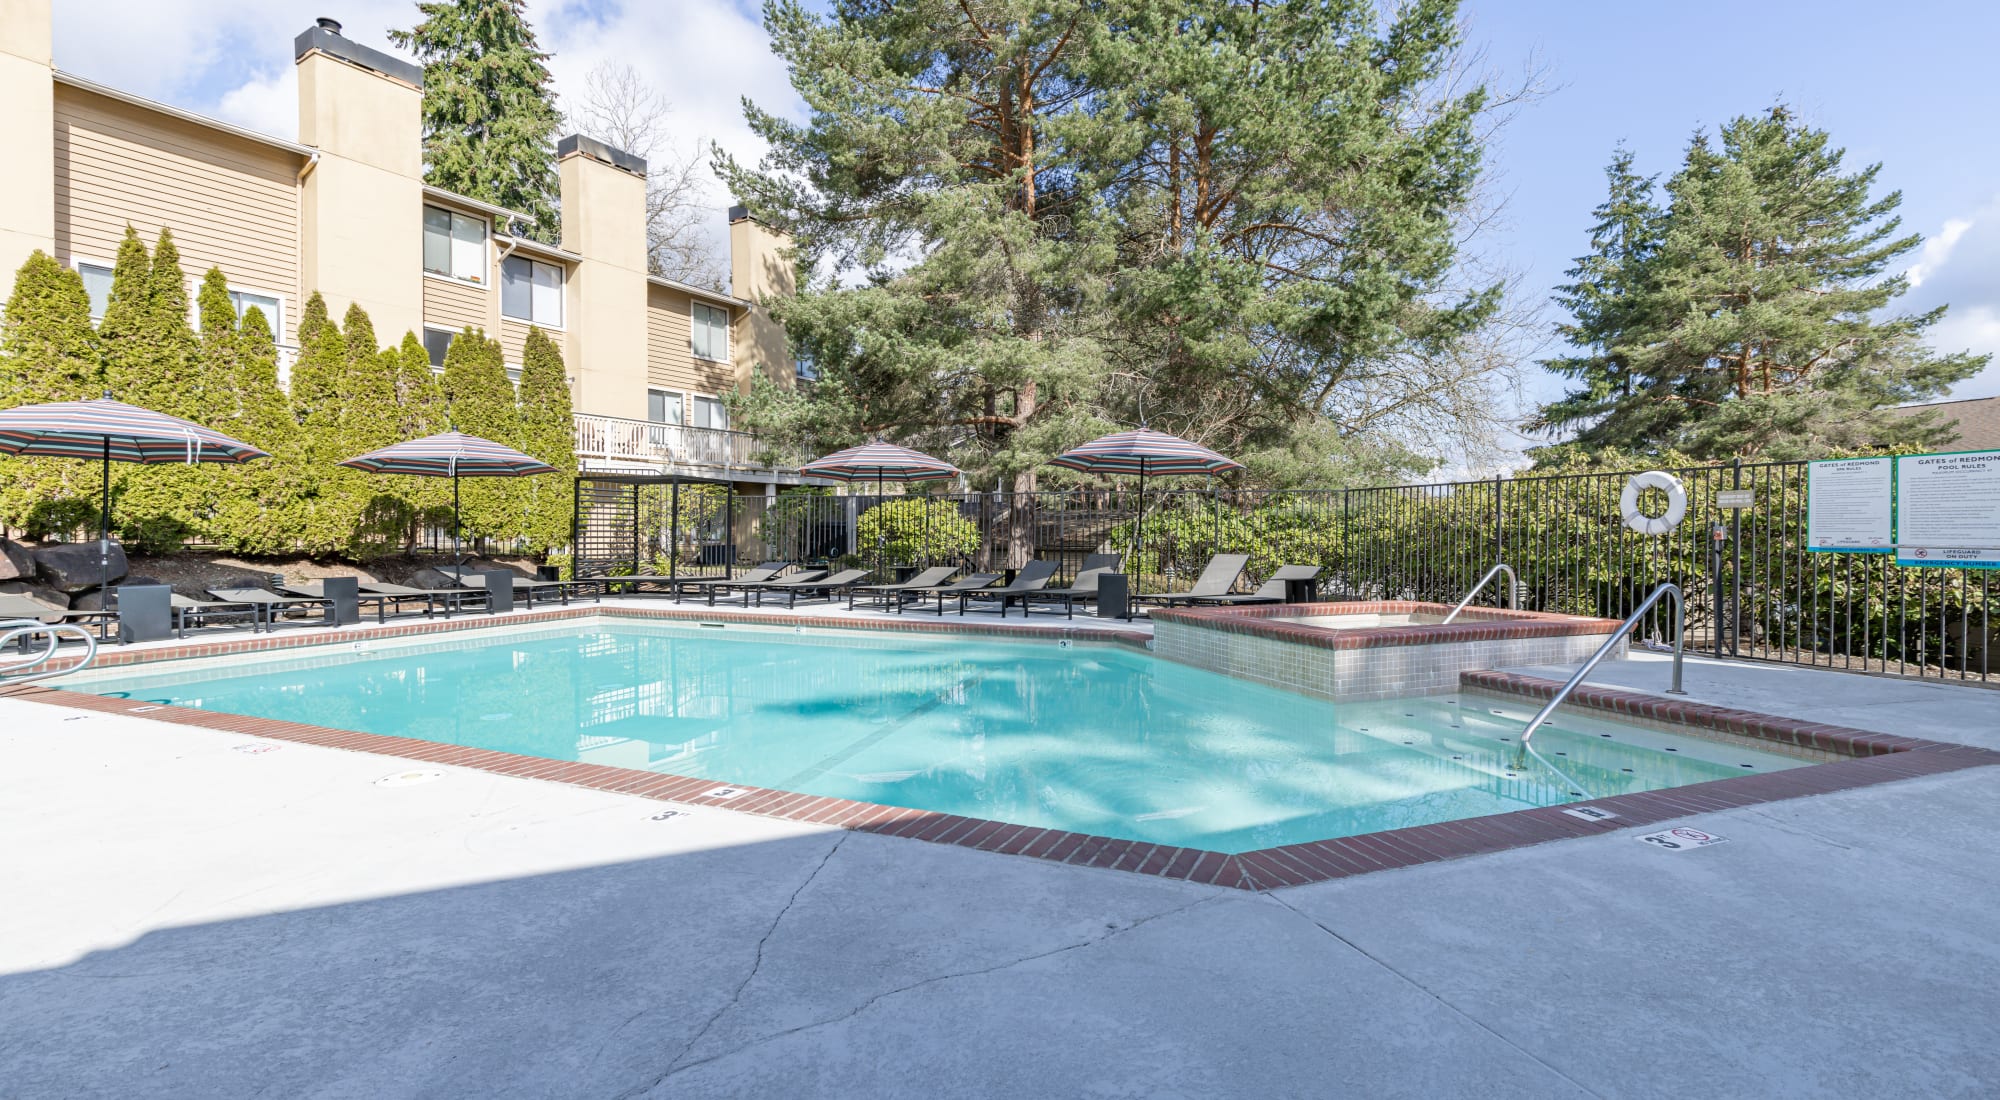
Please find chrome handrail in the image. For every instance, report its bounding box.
[1441,563,1517,624]
[1519,582,1685,745]
[0,618,100,687]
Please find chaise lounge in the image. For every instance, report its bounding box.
[1020,553,1124,619]
[1184,564,1321,606]
[1132,553,1250,609]
[846,566,956,612]
[957,559,1059,617]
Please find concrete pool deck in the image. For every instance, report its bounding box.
[3,654,1998,1097]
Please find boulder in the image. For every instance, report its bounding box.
[0,539,33,582]
[406,567,462,590]
[32,541,127,593]
[69,588,109,612]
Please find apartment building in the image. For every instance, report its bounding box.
[0,4,806,486]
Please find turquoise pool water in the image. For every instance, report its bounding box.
[75,623,1806,852]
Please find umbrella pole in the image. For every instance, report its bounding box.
[452,472,462,568]
[1135,457,1147,589]
[100,437,110,597]
[876,469,885,582]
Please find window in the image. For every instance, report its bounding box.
[423,327,455,369]
[227,289,283,338]
[501,255,563,326]
[793,348,818,382]
[423,205,487,282]
[690,301,729,361]
[648,388,684,425]
[692,395,728,431]
[75,261,113,321]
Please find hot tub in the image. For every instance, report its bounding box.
[1149,600,1628,701]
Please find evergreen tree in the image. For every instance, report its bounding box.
[514,326,575,552]
[1535,107,1986,459]
[289,311,348,554]
[0,252,102,532]
[213,304,302,554]
[722,0,1503,558]
[439,327,521,540]
[298,290,331,344]
[289,292,340,424]
[390,332,453,544]
[1530,149,1666,437]
[101,228,202,548]
[390,0,563,241]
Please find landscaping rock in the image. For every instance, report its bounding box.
[33,541,127,592]
[0,539,33,582]
[407,567,463,590]
[69,588,109,612]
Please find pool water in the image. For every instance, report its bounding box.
[74,623,1806,853]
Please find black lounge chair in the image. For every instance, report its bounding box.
[667,562,789,605]
[846,566,956,612]
[207,586,336,630]
[752,568,874,608]
[715,569,824,607]
[278,579,432,624]
[168,593,259,638]
[958,559,1060,617]
[1020,553,1125,619]
[911,572,1002,615]
[1133,553,1250,608]
[359,580,487,617]
[446,569,594,609]
[1185,564,1321,606]
[0,592,116,641]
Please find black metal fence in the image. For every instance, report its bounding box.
[574,461,1995,685]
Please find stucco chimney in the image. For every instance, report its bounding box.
[558,135,649,416]
[0,0,56,280]
[728,206,796,385]
[295,22,425,343]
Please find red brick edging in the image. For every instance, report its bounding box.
[1150,600,1627,651]
[12,616,1994,891]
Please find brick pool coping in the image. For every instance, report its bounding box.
[14,619,1995,890]
[1150,600,1628,651]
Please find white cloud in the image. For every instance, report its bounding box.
[1907,216,1971,289]
[212,67,299,141]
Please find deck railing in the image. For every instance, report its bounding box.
[573,412,758,470]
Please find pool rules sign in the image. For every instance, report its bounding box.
[1894,451,2000,569]
[1807,450,2000,568]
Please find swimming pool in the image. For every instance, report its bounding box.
[71,622,1805,853]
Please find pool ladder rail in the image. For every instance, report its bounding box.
[1441,563,1518,624]
[1518,582,1685,747]
[0,617,99,687]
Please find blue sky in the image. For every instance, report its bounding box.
[50,0,2000,427]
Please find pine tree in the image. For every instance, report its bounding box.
[514,326,575,552]
[389,0,563,241]
[0,252,102,532]
[1529,149,1665,437]
[1536,107,1987,459]
[438,327,521,541]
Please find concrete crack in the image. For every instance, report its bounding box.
[614,832,849,1099]
[637,893,1223,1094]
[1262,891,1607,1100]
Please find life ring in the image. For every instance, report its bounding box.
[1620,471,1687,536]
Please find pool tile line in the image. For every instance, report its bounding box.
[18,662,1998,890]
[1151,601,1628,651]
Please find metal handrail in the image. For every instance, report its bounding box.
[1441,563,1517,624]
[0,618,100,687]
[1519,582,1685,745]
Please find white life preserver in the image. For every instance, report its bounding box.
[1620,470,1687,536]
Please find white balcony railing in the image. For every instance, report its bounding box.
[573,412,760,470]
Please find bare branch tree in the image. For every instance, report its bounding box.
[564,62,728,290]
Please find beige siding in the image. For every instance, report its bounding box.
[422,275,488,335]
[645,283,733,400]
[498,319,534,367]
[53,85,302,344]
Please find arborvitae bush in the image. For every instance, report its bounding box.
[515,326,575,551]
[0,251,103,535]
[103,229,204,551]
[391,332,453,546]
[439,327,522,542]
[213,304,302,554]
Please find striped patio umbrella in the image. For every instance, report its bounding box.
[340,432,556,564]
[800,442,960,575]
[1048,427,1241,579]
[0,396,270,593]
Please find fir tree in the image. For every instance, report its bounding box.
[438,327,520,540]
[1536,107,1986,459]
[514,326,575,552]
[0,252,102,531]
[390,0,563,241]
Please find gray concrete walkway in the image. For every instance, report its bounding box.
[2,655,1997,1098]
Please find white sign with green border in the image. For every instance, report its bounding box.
[1806,457,1893,553]
[1893,450,2000,569]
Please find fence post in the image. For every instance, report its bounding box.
[1730,457,1744,657]
[630,482,641,575]
[669,478,680,582]
[569,477,581,575]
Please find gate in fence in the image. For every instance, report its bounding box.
[573,461,1994,684]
